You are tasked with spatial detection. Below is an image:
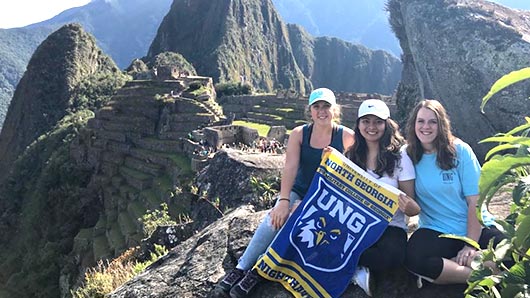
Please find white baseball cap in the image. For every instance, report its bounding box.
[358,99,390,120]
[308,88,336,106]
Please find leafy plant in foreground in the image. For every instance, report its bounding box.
[465,67,530,297]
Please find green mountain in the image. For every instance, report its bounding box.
[0,0,171,129]
[0,23,128,297]
[147,0,401,95]
[272,0,401,57]
[271,0,530,58]
[28,0,172,68]
[0,27,54,131]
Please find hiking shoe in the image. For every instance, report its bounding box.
[353,266,373,297]
[229,269,262,298]
[216,268,245,293]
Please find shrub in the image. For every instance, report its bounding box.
[215,82,252,98]
[71,245,168,298]
[139,203,176,237]
[250,176,280,208]
[464,67,530,297]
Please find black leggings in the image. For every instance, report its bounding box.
[358,226,407,272]
[406,227,507,280]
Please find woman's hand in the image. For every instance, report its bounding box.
[455,245,478,267]
[269,201,291,230]
[398,193,420,216]
[321,146,333,159]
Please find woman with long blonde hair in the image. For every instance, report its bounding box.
[215,88,355,298]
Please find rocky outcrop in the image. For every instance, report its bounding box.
[148,0,401,95]
[195,148,284,229]
[109,206,466,298]
[388,0,530,160]
[0,23,120,183]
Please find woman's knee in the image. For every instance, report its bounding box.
[405,233,431,274]
[405,245,424,273]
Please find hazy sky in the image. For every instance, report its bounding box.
[0,0,527,29]
[0,0,91,29]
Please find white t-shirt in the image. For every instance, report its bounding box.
[366,147,415,230]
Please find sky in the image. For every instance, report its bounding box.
[0,0,527,29]
[0,0,91,29]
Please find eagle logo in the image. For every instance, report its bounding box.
[298,216,341,248]
[290,178,381,272]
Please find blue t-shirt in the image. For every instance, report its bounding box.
[412,141,493,236]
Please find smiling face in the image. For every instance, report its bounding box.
[415,107,439,151]
[310,101,333,124]
[358,115,386,144]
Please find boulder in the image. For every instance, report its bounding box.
[109,206,467,298]
[388,0,530,160]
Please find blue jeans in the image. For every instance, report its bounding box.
[236,191,302,270]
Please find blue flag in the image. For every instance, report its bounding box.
[254,148,400,297]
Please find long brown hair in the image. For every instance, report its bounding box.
[345,117,404,177]
[405,99,456,170]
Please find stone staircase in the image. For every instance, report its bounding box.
[73,79,224,263]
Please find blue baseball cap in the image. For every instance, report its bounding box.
[308,88,336,106]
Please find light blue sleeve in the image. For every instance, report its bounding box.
[456,141,481,196]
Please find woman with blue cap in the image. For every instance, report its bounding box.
[215,88,355,297]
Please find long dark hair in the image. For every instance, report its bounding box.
[345,117,404,177]
[405,99,456,170]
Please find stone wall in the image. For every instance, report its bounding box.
[202,125,259,148]
[71,79,225,266]
[219,91,396,130]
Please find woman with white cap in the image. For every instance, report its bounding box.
[345,99,420,297]
[215,88,355,298]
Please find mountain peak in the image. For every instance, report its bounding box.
[148,0,312,94]
[0,23,119,183]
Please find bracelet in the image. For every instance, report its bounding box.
[279,198,290,203]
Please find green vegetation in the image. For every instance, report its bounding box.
[0,70,128,297]
[463,68,530,297]
[168,153,192,176]
[215,82,252,98]
[250,176,280,209]
[70,72,129,112]
[276,107,294,113]
[71,244,168,298]
[0,27,55,128]
[139,203,177,237]
[233,120,270,136]
[148,51,197,76]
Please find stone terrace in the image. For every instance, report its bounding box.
[219,91,395,129]
[72,79,224,263]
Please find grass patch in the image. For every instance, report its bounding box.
[119,167,151,181]
[276,107,294,113]
[71,245,167,298]
[233,120,270,136]
[190,86,208,96]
